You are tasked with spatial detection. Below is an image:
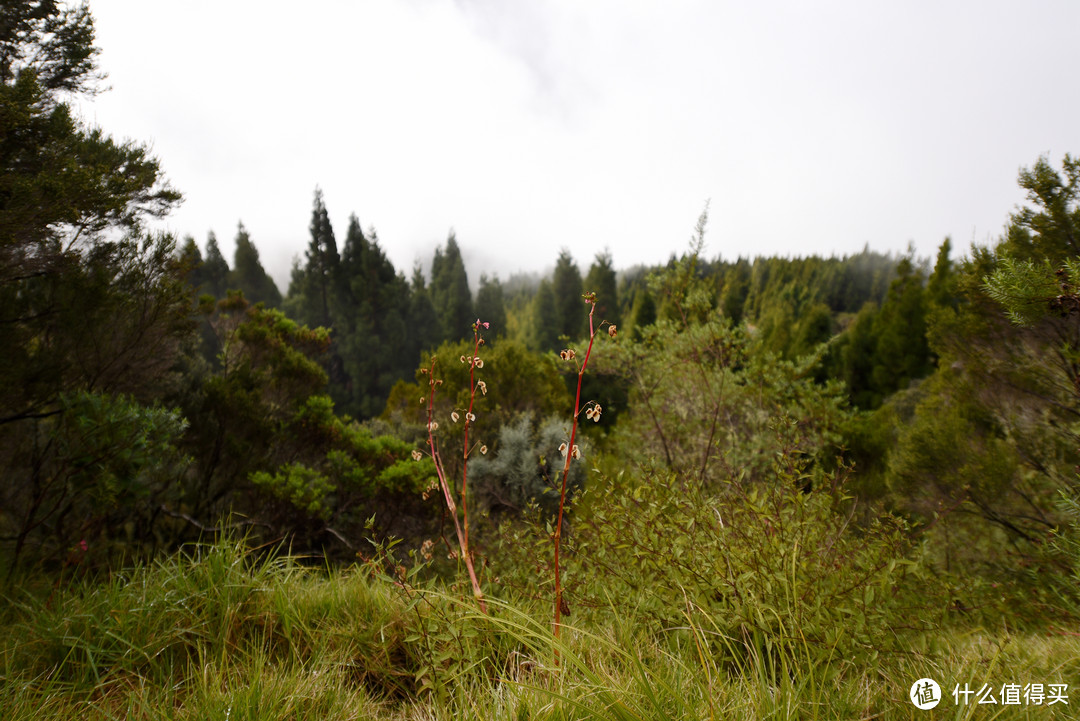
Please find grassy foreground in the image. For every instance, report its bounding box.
[1,538,1076,720]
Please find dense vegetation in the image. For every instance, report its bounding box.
[2,3,1079,718]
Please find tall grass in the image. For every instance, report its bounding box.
[3,535,1077,720]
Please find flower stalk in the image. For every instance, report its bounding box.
[419,320,490,613]
[553,293,607,643]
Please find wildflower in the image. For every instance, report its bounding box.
[608,324,617,338]
[411,449,423,461]
[421,539,434,561]
[460,355,468,363]
[466,412,475,423]
[420,396,426,404]
[474,357,484,368]
[586,404,602,422]
[571,444,581,459]
[451,411,460,423]
[560,349,576,361]
[428,420,439,432]
[477,380,487,395]
[559,442,568,457]
[480,444,488,455]
[448,550,459,560]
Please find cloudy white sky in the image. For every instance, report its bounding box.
[77,0,1079,291]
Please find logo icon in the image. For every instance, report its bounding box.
[910,678,942,709]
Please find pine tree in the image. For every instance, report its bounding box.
[532,279,560,351]
[475,274,507,340]
[228,223,282,307]
[407,265,441,360]
[331,219,412,417]
[841,302,881,408]
[299,187,339,328]
[870,256,929,396]
[430,232,473,341]
[202,232,230,299]
[927,237,956,311]
[585,250,620,329]
[178,235,204,291]
[552,249,584,339]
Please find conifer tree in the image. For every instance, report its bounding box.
[407,265,441,359]
[228,222,281,307]
[552,249,584,339]
[430,232,473,341]
[532,279,560,351]
[298,187,339,329]
[178,235,204,291]
[585,250,620,329]
[841,302,881,408]
[927,238,956,311]
[332,219,411,417]
[202,231,230,299]
[475,274,508,340]
[871,256,929,394]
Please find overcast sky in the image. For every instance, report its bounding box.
[77,0,1080,291]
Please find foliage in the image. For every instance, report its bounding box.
[228,223,281,308]
[430,232,473,342]
[468,414,588,516]
[415,320,493,610]
[175,294,429,556]
[599,306,851,490]
[474,273,507,342]
[1,391,188,577]
[383,338,570,444]
[552,248,585,341]
[569,462,922,665]
[585,249,620,330]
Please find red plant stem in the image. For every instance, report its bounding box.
[425,357,487,613]
[553,301,597,641]
[462,328,481,558]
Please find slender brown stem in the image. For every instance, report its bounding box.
[554,300,598,645]
[461,328,482,559]
[425,356,487,613]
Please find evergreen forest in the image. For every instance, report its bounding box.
[2,3,1079,719]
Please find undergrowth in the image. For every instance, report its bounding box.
[2,535,1077,720]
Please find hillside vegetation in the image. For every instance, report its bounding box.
[2,3,1079,718]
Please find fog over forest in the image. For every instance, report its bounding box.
[2,2,1079,718]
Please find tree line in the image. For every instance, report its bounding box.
[3,1,1079,614]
